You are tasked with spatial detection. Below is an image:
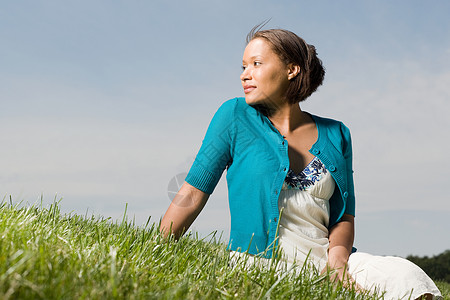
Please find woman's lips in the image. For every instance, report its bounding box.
[243,85,256,94]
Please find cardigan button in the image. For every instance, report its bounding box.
[273,217,277,222]
[343,191,349,198]
[312,148,320,155]
[329,165,336,172]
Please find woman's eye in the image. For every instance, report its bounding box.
[254,61,261,66]
[241,65,247,71]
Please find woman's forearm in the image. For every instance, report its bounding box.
[327,214,355,268]
[160,182,210,239]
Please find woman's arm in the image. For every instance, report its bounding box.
[326,213,355,281]
[160,101,235,239]
[160,182,210,239]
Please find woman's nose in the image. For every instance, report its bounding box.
[240,67,251,81]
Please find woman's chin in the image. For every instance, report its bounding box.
[244,94,284,110]
[244,96,262,106]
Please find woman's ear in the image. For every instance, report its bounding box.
[287,64,300,80]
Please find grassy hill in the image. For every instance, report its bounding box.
[0,201,447,299]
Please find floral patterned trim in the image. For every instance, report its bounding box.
[282,157,328,190]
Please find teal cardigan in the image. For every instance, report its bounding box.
[186,98,355,258]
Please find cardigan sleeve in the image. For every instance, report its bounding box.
[185,99,235,194]
[341,123,356,216]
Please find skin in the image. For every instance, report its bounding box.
[161,37,435,299]
[240,38,294,109]
[326,214,355,284]
[240,38,433,299]
[241,38,355,282]
[160,182,209,239]
[162,37,355,284]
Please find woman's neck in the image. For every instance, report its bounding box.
[267,102,308,134]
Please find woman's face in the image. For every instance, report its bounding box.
[240,38,291,107]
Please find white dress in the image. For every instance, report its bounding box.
[276,157,443,299]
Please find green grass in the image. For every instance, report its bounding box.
[436,281,450,299]
[0,201,447,299]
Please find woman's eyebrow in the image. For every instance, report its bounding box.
[243,55,263,63]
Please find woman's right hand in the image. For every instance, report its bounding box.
[320,263,363,293]
[160,182,210,239]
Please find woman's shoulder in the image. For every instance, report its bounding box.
[310,114,350,133]
[310,113,345,126]
[208,97,257,129]
[309,113,352,146]
[215,97,258,119]
[219,97,250,111]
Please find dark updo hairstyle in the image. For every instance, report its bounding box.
[247,24,325,104]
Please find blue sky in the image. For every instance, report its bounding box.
[1,1,449,257]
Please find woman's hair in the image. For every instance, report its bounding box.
[246,25,325,104]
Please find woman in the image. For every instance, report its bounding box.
[160,26,442,299]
